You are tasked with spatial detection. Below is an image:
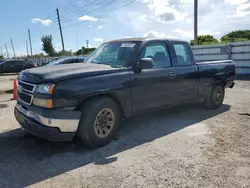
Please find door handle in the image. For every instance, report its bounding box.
[168,72,176,78]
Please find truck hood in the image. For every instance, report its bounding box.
[19,63,121,84]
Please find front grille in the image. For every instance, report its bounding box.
[18,91,32,104]
[18,80,36,93]
[18,80,36,105]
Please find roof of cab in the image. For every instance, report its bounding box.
[108,37,187,43]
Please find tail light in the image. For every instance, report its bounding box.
[234,64,236,76]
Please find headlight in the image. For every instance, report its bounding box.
[35,83,55,94]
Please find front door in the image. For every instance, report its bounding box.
[130,41,177,114]
[1,61,14,73]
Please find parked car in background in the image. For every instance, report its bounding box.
[44,56,86,66]
[0,59,36,73]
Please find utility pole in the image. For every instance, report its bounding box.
[5,43,9,58]
[56,8,65,51]
[0,47,3,57]
[10,38,16,58]
[86,40,89,48]
[28,29,33,56]
[76,33,79,50]
[26,40,29,56]
[194,0,198,45]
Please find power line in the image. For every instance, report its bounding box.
[63,0,137,29]
[61,0,120,24]
[30,14,57,39]
[38,24,57,34]
[31,23,58,40]
[59,0,84,13]
[60,0,109,22]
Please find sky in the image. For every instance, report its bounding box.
[1,0,250,57]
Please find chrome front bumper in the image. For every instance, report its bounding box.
[15,103,80,133]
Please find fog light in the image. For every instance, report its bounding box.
[33,97,53,108]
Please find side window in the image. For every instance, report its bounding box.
[15,61,24,66]
[173,43,192,66]
[140,43,171,68]
[2,61,13,67]
[76,58,84,63]
[64,59,75,64]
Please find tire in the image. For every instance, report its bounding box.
[203,82,225,109]
[76,97,121,148]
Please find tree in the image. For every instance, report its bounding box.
[57,50,73,56]
[221,30,250,42]
[75,46,96,56]
[41,35,56,56]
[190,35,219,46]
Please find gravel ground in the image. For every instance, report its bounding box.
[0,74,249,188]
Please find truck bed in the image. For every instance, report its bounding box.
[196,60,235,76]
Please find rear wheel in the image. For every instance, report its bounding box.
[76,97,121,148]
[203,82,225,109]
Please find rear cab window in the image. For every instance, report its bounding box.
[172,42,193,66]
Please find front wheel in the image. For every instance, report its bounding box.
[76,97,121,148]
[203,82,225,109]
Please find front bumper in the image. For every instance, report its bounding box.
[14,103,81,141]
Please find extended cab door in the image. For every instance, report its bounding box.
[130,41,177,114]
[170,41,199,101]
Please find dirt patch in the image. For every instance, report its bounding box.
[4,89,13,94]
[0,89,13,95]
[0,104,9,109]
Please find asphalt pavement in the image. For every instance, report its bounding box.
[0,74,249,188]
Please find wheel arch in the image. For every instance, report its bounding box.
[75,93,128,118]
[213,74,227,86]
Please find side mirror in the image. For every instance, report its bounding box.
[138,58,153,69]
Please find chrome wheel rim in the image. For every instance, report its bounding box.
[94,108,115,138]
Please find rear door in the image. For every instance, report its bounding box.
[14,60,26,72]
[130,41,178,113]
[171,41,199,102]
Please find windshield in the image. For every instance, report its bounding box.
[85,42,139,67]
[45,58,65,66]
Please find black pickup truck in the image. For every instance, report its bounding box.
[14,38,235,147]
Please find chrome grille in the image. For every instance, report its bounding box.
[18,80,36,93]
[18,80,36,105]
